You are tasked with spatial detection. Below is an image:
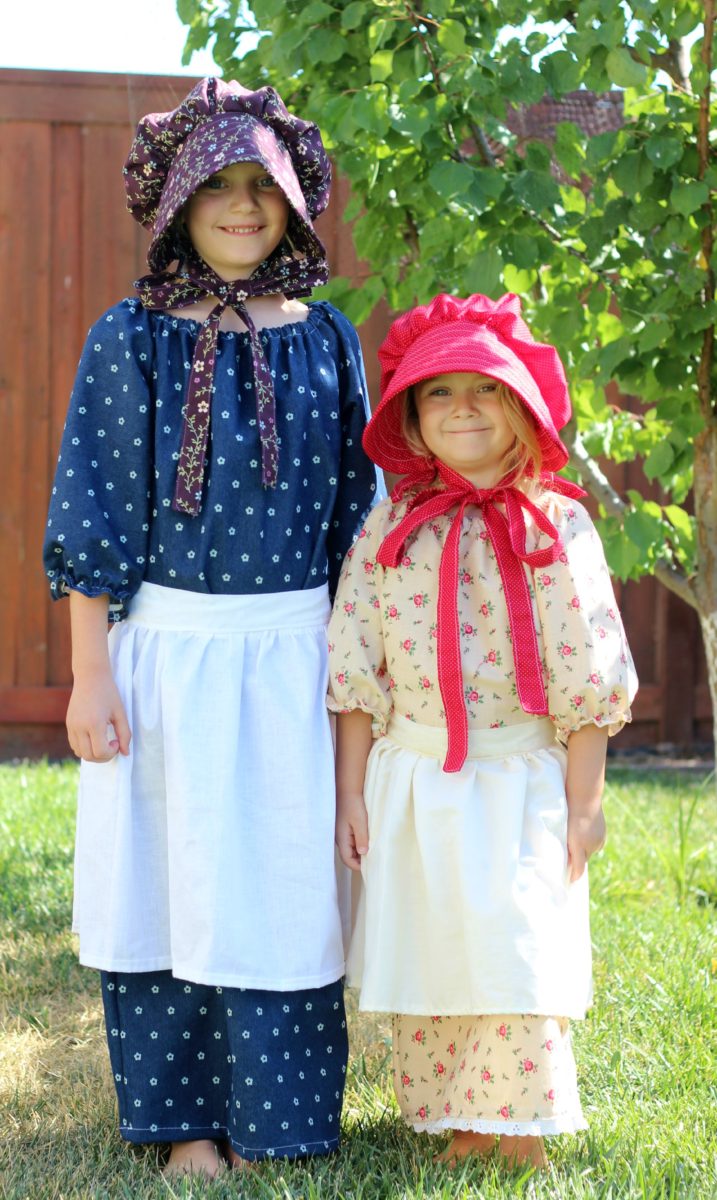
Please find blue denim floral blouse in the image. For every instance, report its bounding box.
[44,298,379,617]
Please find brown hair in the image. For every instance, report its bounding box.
[400,380,543,484]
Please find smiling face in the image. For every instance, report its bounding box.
[184,160,290,280]
[413,371,517,488]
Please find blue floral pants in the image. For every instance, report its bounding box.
[100,970,348,1160]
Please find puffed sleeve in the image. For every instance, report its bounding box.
[534,496,638,741]
[323,306,385,598]
[327,499,393,733]
[43,300,154,620]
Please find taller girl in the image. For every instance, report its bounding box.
[44,78,379,1178]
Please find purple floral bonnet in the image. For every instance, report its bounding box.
[123,77,332,273]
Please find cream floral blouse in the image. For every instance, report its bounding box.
[327,489,637,741]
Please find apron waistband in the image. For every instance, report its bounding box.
[385,712,557,761]
[126,582,330,633]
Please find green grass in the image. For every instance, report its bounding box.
[0,762,716,1199]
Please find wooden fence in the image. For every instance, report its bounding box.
[0,68,711,757]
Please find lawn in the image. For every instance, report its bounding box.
[0,761,715,1200]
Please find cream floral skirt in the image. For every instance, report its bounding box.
[392,1012,587,1137]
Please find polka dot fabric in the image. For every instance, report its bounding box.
[43,299,378,613]
[101,971,348,1160]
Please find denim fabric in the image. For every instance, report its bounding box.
[101,970,348,1160]
[44,299,379,615]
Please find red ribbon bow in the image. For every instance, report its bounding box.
[376,462,586,772]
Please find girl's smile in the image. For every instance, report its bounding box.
[185,161,290,281]
[414,371,515,487]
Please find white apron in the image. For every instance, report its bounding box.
[73,582,347,990]
[348,714,592,1019]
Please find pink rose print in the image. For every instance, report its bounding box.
[401,555,413,567]
[433,1061,446,1078]
[462,622,475,636]
[343,601,355,615]
[481,1069,492,1083]
[607,607,616,620]
[496,1023,512,1041]
[363,559,375,574]
[402,638,416,654]
[372,598,380,609]
[335,672,346,686]
[413,592,428,608]
[387,605,399,619]
[388,676,396,690]
[462,571,474,585]
[572,694,584,708]
[419,676,432,690]
[544,1039,553,1052]
[480,602,490,616]
[447,1042,456,1057]
[558,642,575,658]
[541,574,553,587]
[358,529,368,540]
[430,1016,442,1023]
[499,1104,514,1119]
[545,1088,556,1102]
[412,1028,425,1044]
[588,672,601,686]
[327,640,334,652]
[489,720,504,729]
[559,551,568,564]
[518,1056,538,1077]
[486,649,497,663]
[459,1059,466,1072]
[429,623,438,640]
[569,596,581,610]
[472,1041,479,1054]
[597,625,607,639]
[566,507,576,519]
[401,1073,412,1087]
[479,529,489,541]
[610,691,619,704]
[417,1105,429,1120]
[465,1088,475,1102]
[444,1102,452,1116]
[466,689,481,703]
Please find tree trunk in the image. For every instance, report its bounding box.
[693,423,717,763]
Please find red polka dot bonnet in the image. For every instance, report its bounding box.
[364,292,572,478]
[123,77,331,273]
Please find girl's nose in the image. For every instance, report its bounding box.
[454,388,481,413]
[228,184,258,211]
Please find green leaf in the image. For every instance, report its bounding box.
[341,0,365,29]
[389,103,432,139]
[370,49,394,82]
[624,507,662,554]
[307,28,346,63]
[511,169,561,213]
[429,160,473,200]
[463,246,504,298]
[612,151,654,196]
[602,527,643,579]
[643,440,675,480]
[644,135,683,170]
[351,90,389,136]
[540,50,582,95]
[664,505,695,541]
[302,0,335,20]
[605,47,648,88]
[670,180,710,216]
[437,18,467,56]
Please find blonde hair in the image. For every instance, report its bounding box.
[401,380,543,486]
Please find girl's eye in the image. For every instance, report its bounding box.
[256,175,278,189]
[478,383,497,393]
[426,386,450,397]
[202,176,226,190]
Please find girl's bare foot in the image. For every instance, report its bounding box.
[498,1134,548,1170]
[163,1139,225,1179]
[224,1143,258,1171]
[436,1130,496,1164]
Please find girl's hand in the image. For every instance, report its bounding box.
[567,804,606,882]
[335,790,369,871]
[66,668,131,762]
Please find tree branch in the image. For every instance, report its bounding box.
[627,38,692,91]
[563,423,699,611]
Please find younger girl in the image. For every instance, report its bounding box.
[328,293,637,1169]
[44,78,379,1178]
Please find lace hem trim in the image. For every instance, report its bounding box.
[410,1114,587,1137]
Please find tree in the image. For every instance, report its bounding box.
[178,0,716,748]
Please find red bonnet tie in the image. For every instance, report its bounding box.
[376,462,585,772]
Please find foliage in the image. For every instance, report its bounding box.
[2,760,717,1197]
[177,0,715,591]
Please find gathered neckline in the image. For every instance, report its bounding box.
[140,298,332,342]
